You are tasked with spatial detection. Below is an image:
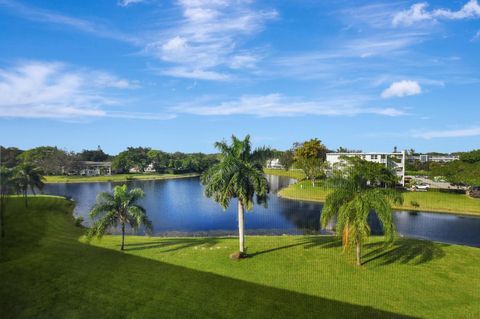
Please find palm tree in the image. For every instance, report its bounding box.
[0,166,14,238]
[201,135,270,257]
[13,163,45,207]
[87,184,152,250]
[320,160,403,266]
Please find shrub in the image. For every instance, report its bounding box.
[410,200,420,208]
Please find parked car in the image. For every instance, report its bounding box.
[411,183,430,191]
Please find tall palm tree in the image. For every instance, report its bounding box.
[201,135,270,257]
[87,184,152,251]
[13,163,45,207]
[0,166,14,238]
[321,160,403,266]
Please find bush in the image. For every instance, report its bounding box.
[74,216,84,227]
[410,200,420,208]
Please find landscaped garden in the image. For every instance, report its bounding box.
[1,196,479,319]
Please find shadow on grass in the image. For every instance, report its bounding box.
[123,237,222,252]
[1,208,420,319]
[362,238,446,266]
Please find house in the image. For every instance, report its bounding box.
[64,161,112,176]
[326,151,406,186]
[266,158,284,169]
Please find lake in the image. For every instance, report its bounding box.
[43,175,480,247]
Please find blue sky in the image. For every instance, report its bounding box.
[0,0,479,154]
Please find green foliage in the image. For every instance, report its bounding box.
[201,135,270,254]
[78,147,110,162]
[112,147,151,173]
[0,146,23,168]
[294,138,328,161]
[278,149,295,171]
[18,146,74,175]
[336,156,399,188]
[410,200,420,208]
[87,184,152,250]
[12,163,45,207]
[201,135,270,211]
[293,139,328,185]
[459,149,480,163]
[321,159,403,265]
[430,161,480,186]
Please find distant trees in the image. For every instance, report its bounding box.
[321,158,403,266]
[112,147,151,173]
[78,147,110,162]
[87,184,153,251]
[18,146,75,175]
[201,135,270,257]
[294,138,328,186]
[459,149,480,164]
[0,146,23,168]
[278,149,295,171]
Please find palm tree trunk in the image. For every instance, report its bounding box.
[121,223,125,251]
[237,199,245,254]
[356,242,362,266]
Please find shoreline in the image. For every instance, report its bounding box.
[44,173,200,184]
[277,189,480,217]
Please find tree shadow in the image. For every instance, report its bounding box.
[302,236,343,249]
[362,238,447,266]
[2,207,421,319]
[248,241,309,257]
[124,237,221,252]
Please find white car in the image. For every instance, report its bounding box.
[413,183,430,191]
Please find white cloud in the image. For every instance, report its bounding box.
[381,80,422,98]
[118,0,146,7]
[174,93,406,117]
[413,127,480,139]
[146,0,277,80]
[393,0,480,26]
[0,61,169,120]
[0,0,140,44]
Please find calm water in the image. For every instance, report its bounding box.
[43,175,480,247]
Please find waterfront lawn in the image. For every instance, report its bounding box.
[279,180,480,216]
[44,172,199,183]
[264,168,306,180]
[1,197,480,318]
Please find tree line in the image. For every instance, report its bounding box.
[0,145,219,175]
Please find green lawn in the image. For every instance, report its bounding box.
[1,197,479,318]
[44,172,199,183]
[264,168,306,180]
[278,180,480,216]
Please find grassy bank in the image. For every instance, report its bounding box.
[278,181,480,216]
[44,172,199,184]
[1,197,479,318]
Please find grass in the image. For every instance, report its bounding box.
[1,197,480,318]
[278,180,480,216]
[264,168,306,180]
[44,172,199,184]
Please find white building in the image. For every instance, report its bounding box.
[266,158,284,169]
[64,161,112,176]
[407,154,459,163]
[326,151,406,186]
